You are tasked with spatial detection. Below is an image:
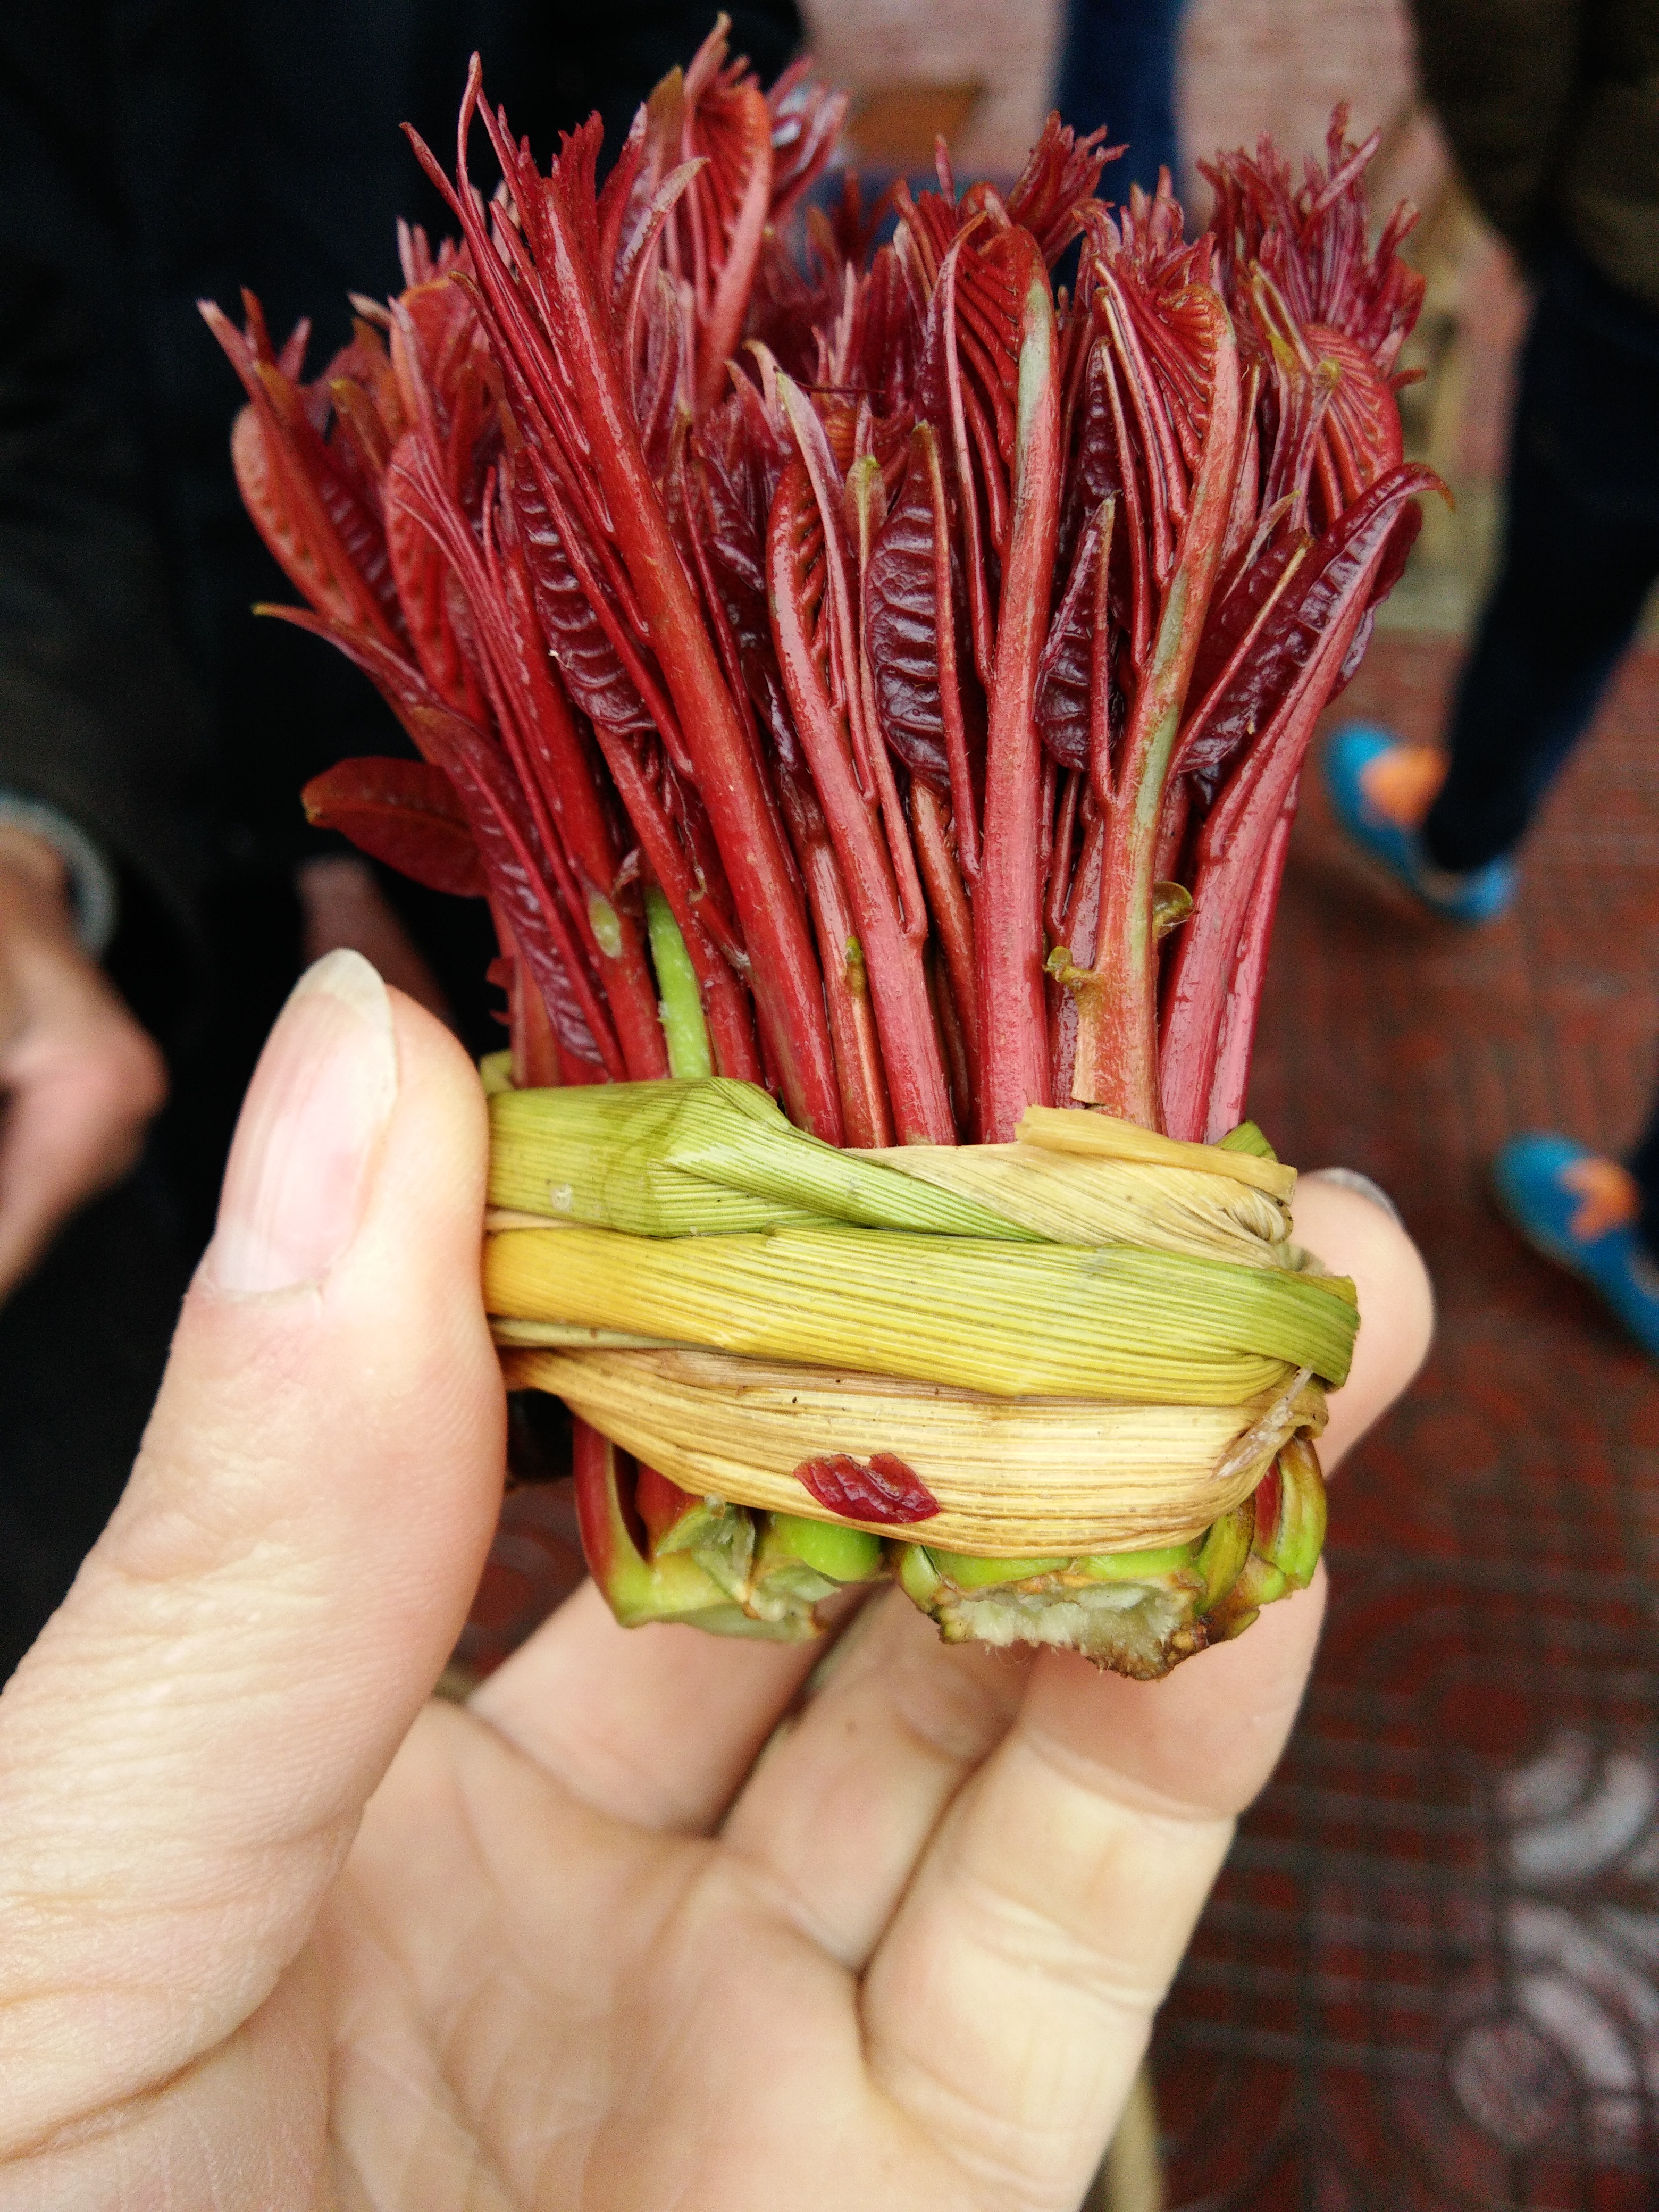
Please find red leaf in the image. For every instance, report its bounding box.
[510,448,659,744]
[765,61,848,231]
[864,423,960,794]
[1035,499,1117,775]
[1006,113,1117,267]
[1305,321,1405,522]
[301,756,485,898]
[203,300,404,646]
[792,1452,939,1526]
[684,66,774,418]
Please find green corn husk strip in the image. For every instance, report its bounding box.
[485,1220,1355,1401]
[489,1078,1029,1239]
[485,1079,1317,1275]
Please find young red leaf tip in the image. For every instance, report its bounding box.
[223,48,1434,1176]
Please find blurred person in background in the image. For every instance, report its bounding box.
[0,2,802,1677]
[1324,0,1659,1361]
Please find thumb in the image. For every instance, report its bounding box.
[0,951,504,2155]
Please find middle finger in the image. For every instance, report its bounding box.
[717,1585,1030,1967]
[469,1580,830,1833]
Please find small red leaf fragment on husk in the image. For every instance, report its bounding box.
[793,1451,940,1524]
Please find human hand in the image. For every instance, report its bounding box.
[297,852,454,1026]
[0,826,166,1298]
[0,955,1432,2209]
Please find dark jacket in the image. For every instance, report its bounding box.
[0,2,801,1041]
[1413,0,1659,307]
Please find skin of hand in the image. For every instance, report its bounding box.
[0,826,167,1300]
[297,853,455,1028]
[0,952,1433,2211]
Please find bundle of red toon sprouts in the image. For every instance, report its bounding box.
[207,22,1432,1674]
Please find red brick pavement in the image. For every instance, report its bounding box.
[1155,635,1659,2209]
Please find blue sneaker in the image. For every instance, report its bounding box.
[1492,1133,1659,1360]
[1324,723,1516,923]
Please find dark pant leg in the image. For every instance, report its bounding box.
[1629,1087,1659,1256]
[1423,246,1659,873]
[1054,0,1183,196]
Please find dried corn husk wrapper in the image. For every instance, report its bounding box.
[483,1079,1353,1673]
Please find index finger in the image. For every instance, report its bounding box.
[1292,1169,1435,1470]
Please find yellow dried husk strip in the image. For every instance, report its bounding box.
[1016,1104,1298,1199]
[482,1220,1354,1402]
[866,1142,1293,1266]
[501,1346,1327,1554]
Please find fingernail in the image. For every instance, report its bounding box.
[208,951,398,1293]
[1304,1166,1404,1227]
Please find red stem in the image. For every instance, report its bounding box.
[1158,470,1442,1132]
[920,425,981,881]
[529,150,842,1138]
[795,820,894,1146]
[1159,590,1370,1139]
[1196,790,1296,1140]
[590,732,764,1086]
[910,782,982,1127]
[388,443,631,1078]
[1045,766,1082,944]
[493,904,564,1087]
[425,70,844,1141]
[975,256,1062,1142]
[937,239,999,689]
[1072,300,1240,1128]
[768,463,954,1145]
[496,518,669,1080]
[1050,801,1104,1105]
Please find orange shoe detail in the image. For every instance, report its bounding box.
[1560,1156,1641,1241]
[1357,744,1448,830]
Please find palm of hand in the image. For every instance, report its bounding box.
[312,1583,1267,2212]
